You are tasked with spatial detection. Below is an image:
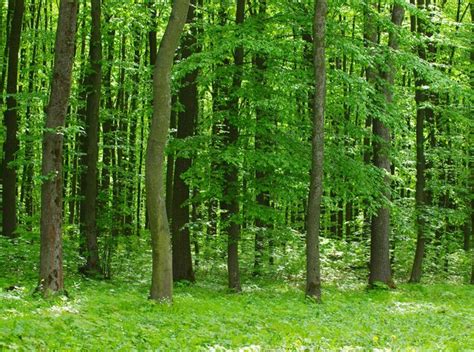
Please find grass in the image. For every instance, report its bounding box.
[1,235,473,350]
[1,276,473,351]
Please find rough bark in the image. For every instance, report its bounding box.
[38,0,78,295]
[306,0,327,301]
[79,0,102,275]
[146,0,190,302]
[172,0,198,283]
[368,3,404,288]
[2,0,24,238]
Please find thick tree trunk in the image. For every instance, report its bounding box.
[79,0,102,275]
[2,0,24,238]
[38,0,78,295]
[146,0,190,302]
[306,0,327,301]
[367,1,403,288]
[171,0,198,283]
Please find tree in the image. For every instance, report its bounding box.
[38,0,78,295]
[409,0,429,283]
[252,0,271,277]
[306,0,327,301]
[79,0,102,275]
[146,0,190,302]
[171,0,198,283]
[221,0,245,293]
[2,0,24,238]
[368,2,404,288]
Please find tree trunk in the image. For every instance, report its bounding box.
[146,0,190,302]
[2,0,24,238]
[79,0,102,275]
[38,0,78,296]
[306,0,327,301]
[124,33,142,235]
[20,0,42,226]
[370,3,404,288]
[252,0,270,277]
[138,1,157,233]
[410,0,429,283]
[172,0,198,283]
[0,0,14,106]
[221,0,245,293]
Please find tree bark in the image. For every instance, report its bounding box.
[38,0,78,295]
[306,0,327,301]
[2,0,24,238]
[410,0,429,283]
[172,0,198,283]
[368,3,403,288]
[79,0,102,275]
[146,0,190,302]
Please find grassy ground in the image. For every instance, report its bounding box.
[1,235,473,350]
[1,276,473,351]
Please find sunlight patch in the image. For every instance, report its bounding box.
[390,302,437,314]
[48,304,79,315]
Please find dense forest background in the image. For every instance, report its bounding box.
[1,0,473,298]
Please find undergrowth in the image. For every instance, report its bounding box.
[1,235,473,350]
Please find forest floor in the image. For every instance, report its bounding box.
[1,236,473,350]
[1,275,473,350]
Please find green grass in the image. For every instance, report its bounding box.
[1,236,473,350]
[1,277,473,351]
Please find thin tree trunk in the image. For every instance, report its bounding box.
[2,0,24,238]
[221,0,245,293]
[112,34,126,238]
[124,34,142,235]
[306,0,327,301]
[146,0,190,302]
[38,0,78,295]
[138,1,157,233]
[410,0,429,283]
[79,0,102,275]
[253,0,270,277]
[0,0,14,107]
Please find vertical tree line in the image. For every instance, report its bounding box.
[0,0,472,300]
